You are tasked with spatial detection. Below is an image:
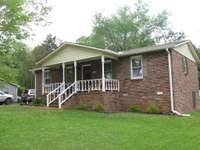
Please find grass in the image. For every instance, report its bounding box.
[0,105,200,150]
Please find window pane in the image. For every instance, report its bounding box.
[182,56,188,74]
[44,70,51,84]
[133,68,142,77]
[132,59,141,67]
[131,56,143,79]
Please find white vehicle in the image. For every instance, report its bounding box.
[28,89,35,97]
[0,90,14,104]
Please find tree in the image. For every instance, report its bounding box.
[0,42,34,88]
[0,0,51,88]
[12,42,34,88]
[32,34,61,62]
[0,0,51,53]
[195,48,200,83]
[77,1,185,51]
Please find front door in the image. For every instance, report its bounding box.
[66,66,74,83]
[82,64,92,80]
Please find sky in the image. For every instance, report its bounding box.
[25,0,200,48]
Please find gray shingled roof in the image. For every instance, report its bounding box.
[119,40,188,56]
[33,40,198,69]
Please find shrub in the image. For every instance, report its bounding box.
[146,104,160,114]
[75,100,86,110]
[32,98,45,106]
[128,104,140,112]
[93,102,104,112]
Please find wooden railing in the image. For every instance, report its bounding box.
[105,79,120,91]
[44,82,62,94]
[77,79,119,92]
[44,82,71,94]
[46,79,120,108]
[77,79,102,91]
[46,83,65,107]
[58,82,76,108]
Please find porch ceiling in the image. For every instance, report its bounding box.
[37,42,118,67]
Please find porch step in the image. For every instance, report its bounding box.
[49,99,58,108]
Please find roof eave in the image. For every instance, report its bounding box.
[35,42,119,65]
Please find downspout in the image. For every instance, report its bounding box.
[166,48,190,117]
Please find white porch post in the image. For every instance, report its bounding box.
[74,60,77,92]
[34,71,37,98]
[62,63,65,84]
[101,56,105,92]
[42,67,45,95]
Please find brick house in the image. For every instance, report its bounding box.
[31,40,200,114]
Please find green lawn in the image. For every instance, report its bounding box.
[0,105,200,150]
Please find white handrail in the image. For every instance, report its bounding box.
[46,83,65,107]
[105,79,119,91]
[58,82,76,108]
[77,79,102,92]
[76,79,119,92]
[44,82,62,94]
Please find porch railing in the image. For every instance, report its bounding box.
[105,79,120,91]
[46,79,120,107]
[45,79,120,94]
[44,82,62,94]
[46,83,65,107]
[76,79,119,92]
[44,82,71,94]
[77,79,102,91]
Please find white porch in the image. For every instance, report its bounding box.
[41,56,119,108]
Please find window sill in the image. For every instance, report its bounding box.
[131,77,143,80]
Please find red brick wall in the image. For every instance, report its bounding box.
[63,91,120,112]
[113,51,171,113]
[171,50,200,113]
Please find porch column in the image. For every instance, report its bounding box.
[101,56,105,92]
[34,71,37,98]
[74,60,77,92]
[42,66,45,95]
[62,63,65,84]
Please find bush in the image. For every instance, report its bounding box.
[32,98,45,106]
[128,104,140,112]
[93,102,104,112]
[75,100,86,110]
[146,104,160,114]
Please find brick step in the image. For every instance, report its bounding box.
[49,99,59,108]
[49,104,58,108]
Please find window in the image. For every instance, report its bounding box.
[44,70,51,84]
[182,56,188,74]
[131,56,143,79]
[105,60,112,79]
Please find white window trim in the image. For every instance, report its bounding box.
[44,70,51,84]
[130,55,143,80]
[182,56,188,74]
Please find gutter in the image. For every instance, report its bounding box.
[166,48,191,117]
